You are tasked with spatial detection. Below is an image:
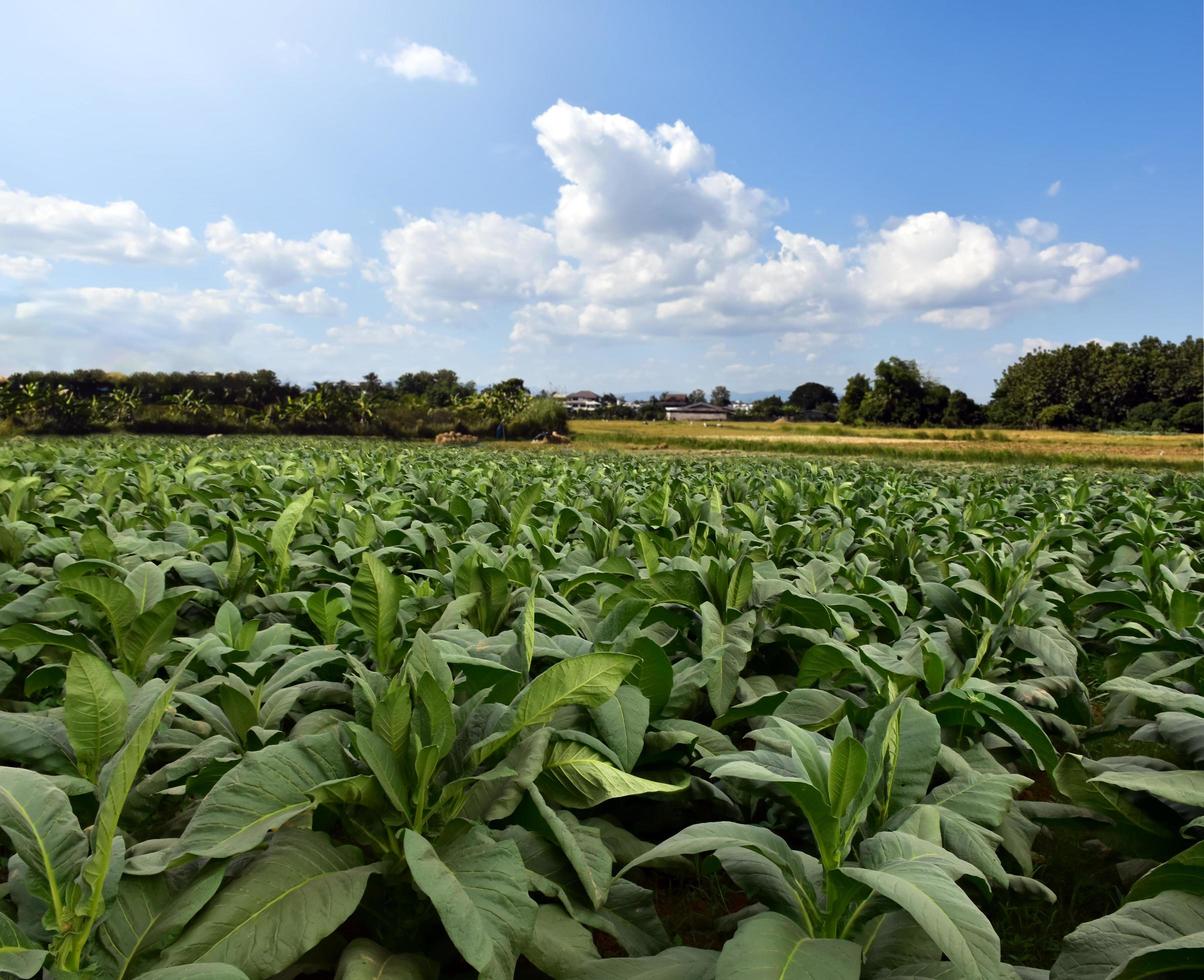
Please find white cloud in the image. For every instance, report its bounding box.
[326,315,465,350]
[371,40,476,85]
[1022,337,1058,355]
[1046,179,1062,198]
[0,180,197,264]
[265,286,347,317]
[775,330,839,353]
[988,341,1017,357]
[1016,217,1059,243]
[919,307,992,330]
[205,217,355,289]
[14,286,242,334]
[367,104,1136,350]
[0,254,51,280]
[380,210,556,316]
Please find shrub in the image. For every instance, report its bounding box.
[508,396,569,438]
[1036,404,1075,429]
[1171,401,1202,433]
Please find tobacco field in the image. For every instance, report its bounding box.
[0,436,1201,980]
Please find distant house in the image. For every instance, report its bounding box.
[562,390,602,412]
[665,401,732,422]
[662,393,689,406]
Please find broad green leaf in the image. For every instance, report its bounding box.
[64,652,128,779]
[137,967,250,980]
[1109,931,1204,979]
[512,653,637,730]
[125,562,165,614]
[162,830,375,980]
[0,909,46,979]
[701,603,756,716]
[97,861,226,979]
[404,825,537,980]
[0,766,87,928]
[1088,768,1204,808]
[525,786,612,909]
[176,731,352,858]
[589,686,650,772]
[522,902,601,978]
[538,739,686,808]
[828,736,868,819]
[715,912,861,979]
[574,946,719,979]
[1050,890,1204,980]
[0,623,99,658]
[882,699,940,818]
[840,860,1003,979]
[351,551,400,663]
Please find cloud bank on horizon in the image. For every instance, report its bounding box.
[0,22,1149,396]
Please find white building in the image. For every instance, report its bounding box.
[561,390,602,412]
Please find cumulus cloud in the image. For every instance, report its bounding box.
[1022,336,1058,355]
[0,254,52,280]
[205,217,354,289]
[1016,217,1059,243]
[370,40,476,85]
[372,103,1136,348]
[380,210,556,316]
[0,180,197,264]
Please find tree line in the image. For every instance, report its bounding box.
[0,369,567,438]
[1,336,1198,436]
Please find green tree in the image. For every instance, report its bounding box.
[711,385,732,406]
[838,373,870,424]
[788,382,837,411]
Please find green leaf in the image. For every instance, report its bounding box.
[0,909,47,979]
[122,593,192,676]
[97,862,226,979]
[1101,676,1204,717]
[1050,890,1204,980]
[538,739,686,808]
[715,912,861,979]
[351,551,400,663]
[176,731,352,858]
[523,903,601,978]
[590,686,650,772]
[125,561,166,614]
[700,603,756,716]
[0,766,87,928]
[1126,842,1204,902]
[573,947,719,979]
[62,576,137,647]
[828,736,868,819]
[269,488,314,586]
[1088,768,1204,808]
[334,939,438,979]
[1109,931,1204,980]
[404,825,537,980]
[526,786,612,909]
[840,860,1003,979]
[74,656,199,938]
[64,652,128,779]
[137,967,250,980]
[0,623,99,658]
[162,830,375,980]
[512,653,638,731]
[881,699,940,818]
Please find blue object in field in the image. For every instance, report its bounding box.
[496,423,505,440]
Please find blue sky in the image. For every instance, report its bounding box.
[1,1,1199,400]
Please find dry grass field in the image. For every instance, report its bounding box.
[569,418,1203,469]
